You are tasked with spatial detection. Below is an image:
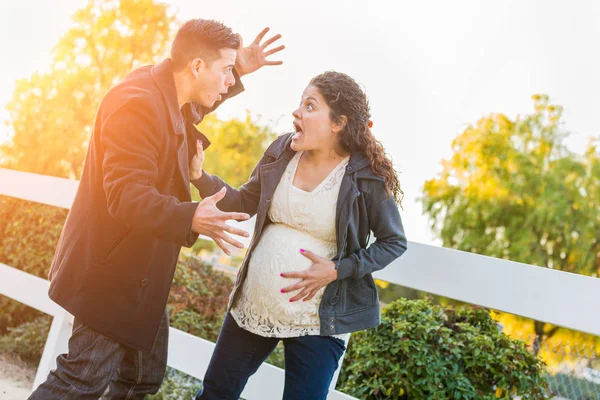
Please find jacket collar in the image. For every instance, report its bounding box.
[266,132,381,180]
[150,58,211,148]
[151,59,183,135]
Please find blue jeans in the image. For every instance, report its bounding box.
[196,313,346,400]
[28,310,169,400]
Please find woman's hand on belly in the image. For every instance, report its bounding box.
[280,249,338,302]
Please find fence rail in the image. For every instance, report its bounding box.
[2,167,600,397]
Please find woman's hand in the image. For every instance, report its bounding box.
[280,249,338,302]
[190,140,204,181]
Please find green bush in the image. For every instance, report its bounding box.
[0,196,66,367]
[0,315,52,364]
[148,367,203,400]
[266,342,285,369]
[338,298,549,399]
[0,195,235,370]
[1,196,550,400]
[167,254,234,342]
[0,196,67,334]
[150,254,235,398]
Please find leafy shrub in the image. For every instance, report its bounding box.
[151,254,235,398]
[167,254,234,342]
[0,196,67,333]
[0,196,235,372]
[338,298,549,399]
[148,367,203,400]
[0,316,52,364]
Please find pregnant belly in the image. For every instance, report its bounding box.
[246,223,337,297]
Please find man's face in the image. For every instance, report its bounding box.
[190,48,237,108]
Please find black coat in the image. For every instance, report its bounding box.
[48,58,244,351]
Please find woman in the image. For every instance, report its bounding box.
[191,71,407,400]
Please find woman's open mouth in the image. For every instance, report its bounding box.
[292,122,303,140]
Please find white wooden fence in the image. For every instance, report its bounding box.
[1,167,600,399]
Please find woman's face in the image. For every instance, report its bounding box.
[291,85,343,152]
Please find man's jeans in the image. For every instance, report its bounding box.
[197,312,346,400]
[29,310,169,400]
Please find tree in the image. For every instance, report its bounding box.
[2,0,277,253]
[1,0,176,179]
[189,112,277,254]
[196,112,277,190]
[421,94,600,353]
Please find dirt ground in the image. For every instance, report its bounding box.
[0,355,34,400]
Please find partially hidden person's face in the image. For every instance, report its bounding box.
[190,48,236,108]
[291,85,344,152]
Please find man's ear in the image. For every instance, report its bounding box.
[190,58,207,77]
[332,115,348,134]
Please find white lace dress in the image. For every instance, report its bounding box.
[230,151,349,338]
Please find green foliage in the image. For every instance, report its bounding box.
[0,196,67,333]
[167,254,234,342]
[0,6,275,392]
[266,342,285,369]
[0,0,176,179]
[0,196,66,366]
[421,95,599,277]
[420,94,600,349]
[196,112,277,191]
[0,197,67,279]
[376,282,428,305]
[0,196,235,368]
[150,255,234,398]
[148,367,203,400]
[0,316,52,364]
[338,298,549,399]
[190,238,218,254]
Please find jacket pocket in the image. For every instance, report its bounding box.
[101,229,132,264]
[344,277,377,310]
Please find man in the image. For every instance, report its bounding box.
[30,19,284,399]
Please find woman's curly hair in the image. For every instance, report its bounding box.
[310,71,403,205]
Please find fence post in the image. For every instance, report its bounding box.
[329,334,352,391]
[32,310,74,391]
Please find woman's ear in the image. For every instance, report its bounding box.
[332,115,348,134]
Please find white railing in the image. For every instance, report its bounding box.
[2,167,600,398]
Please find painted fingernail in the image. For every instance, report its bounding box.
[280,273,284,277]
[280,289,285,293]
[289,299,294,302]
[300,249,305,253]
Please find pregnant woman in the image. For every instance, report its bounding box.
[192,71,408,400]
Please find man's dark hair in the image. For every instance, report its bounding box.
[171,19,240,71]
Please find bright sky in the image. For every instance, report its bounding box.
[1,0,599,245]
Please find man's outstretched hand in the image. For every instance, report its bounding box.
[235,27,284,77]
[191,187,250,256]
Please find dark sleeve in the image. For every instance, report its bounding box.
[190,151,269,217]
[190,133,290,216]
[336,181,408,280]
[101,98,199,247]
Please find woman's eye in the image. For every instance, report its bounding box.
[306,104,313,111]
